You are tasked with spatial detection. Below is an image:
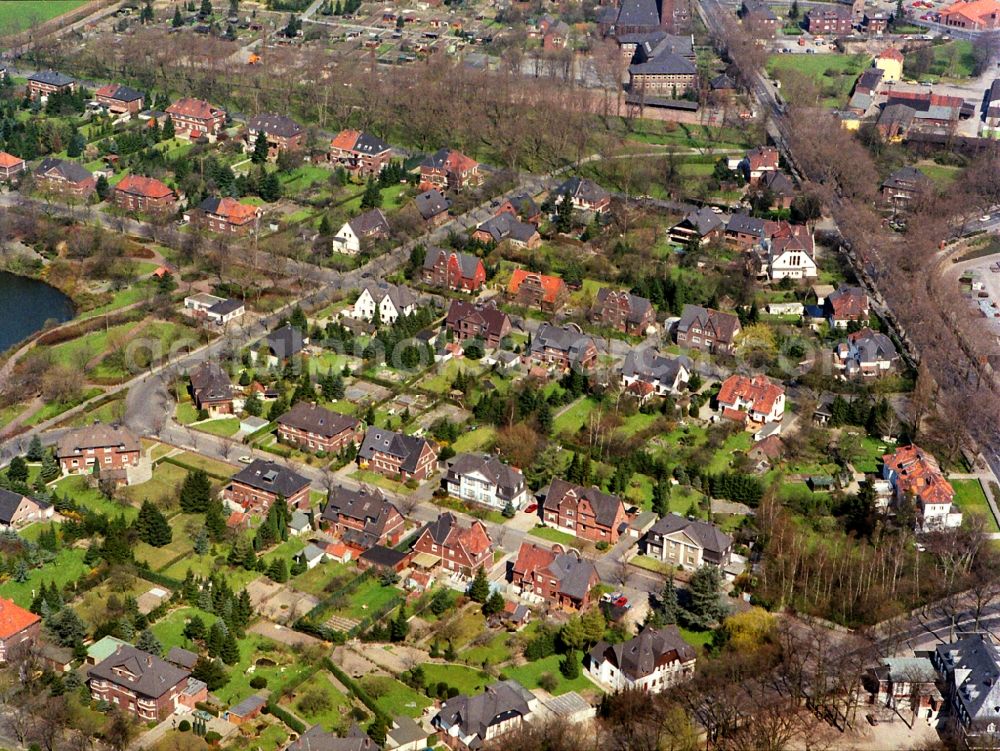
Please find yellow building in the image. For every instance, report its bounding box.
[874,48,904,83]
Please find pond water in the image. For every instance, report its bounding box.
[0,271,75,353]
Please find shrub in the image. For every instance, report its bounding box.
[250,676,268,689]
[204,731,221,744]
[178,720,191,732]
[538,672,558,692]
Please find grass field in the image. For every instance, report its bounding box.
[0,547,89,607]
[766,53,868,106]
[123,462,189,509]
[528,525,581,548]
[195,417,241,437]
[360,674,433,718]
[553,397,598,436]
[54,475,139,521]
[289,560,355,597]
[504,653,592,695]
[328,578,402,621]
[952,479,997,532]
[287,671,357,733]
[23,387,103,426]
[421,663,492,695]
[452,426,496,453]
[0,1,89,33]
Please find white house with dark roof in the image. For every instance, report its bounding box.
[833,327,899,378]
[445,453,529,510]
[332,208,391,255]
[641,512,733,568]
[352,282,417,325]
[432,680,539,750]
[587,626,696,693]
[552,176,611,213]
[621,348,692,396]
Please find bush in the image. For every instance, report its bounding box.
[178,720,191,732]
[204,731,221,744]
[538,672,558,692]
[250,676,268,689]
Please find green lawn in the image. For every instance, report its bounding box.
[909,40,976,81]
[163,451,237,478]
[953,479,998,532]
[161,554,262,590]
[0,547,89,608]
[290,560,356,597]
[528,525,581,548]
[53,475,139,521]
[854,437,892,474]
[504,653,592,695]
[421,663,492,695]
[553,397,598,436]
[175,402,199,425]
[452,426,496,454]
[79,284,152,320]
[679,627,714,651]
[617,412,660,438]
[195,417,241,437]
[766,53,868,106]
[461,632,512,668]
[349,469,409,495]
[23,387,103,426]
[0,1,89,32]
[705,431,753,474]
[45,322,138,369]
[630,555,673,575]
[287,671,357,733]
[360,675,433,718]
[123,462,190,509]
[328,578,402,621]
[0,403,26,429]
[420,360,483,395]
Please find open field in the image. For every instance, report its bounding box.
[0,1,89,33]
[953,479,997,532]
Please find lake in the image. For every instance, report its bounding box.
[0,271,75,354]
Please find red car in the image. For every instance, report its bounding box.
[524,503,538,514]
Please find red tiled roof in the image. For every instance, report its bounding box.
[331,129,361,151]
[512,541,556,577]
[718,374,785,416]
[883,445,955,506]
[507,268,566,304]
[213,197,260,224]
[0,598,40,640]
[444,149,478,173]
[454,520,492,557]
[166,97,220,120]
[722,406,749,423]
[115,174,174,199]
[94,83,118,98]
[878,47,904,62]
[226,511,247,528]
[941,0,1000,23]
[0,151,24,169]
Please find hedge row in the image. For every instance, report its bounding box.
[266,701,306,734]
[156,455,230,481]
[324,658,390,725]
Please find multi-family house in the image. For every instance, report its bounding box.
[881,166,930,211]
[432,680,538,751]
[0,152,25,181]
[329,130,393,176]
[421,247,486,291]
[0,489,53,530]
[833,327,899,379]
[320,485,405,552]
[188,361,234,414]
[112,175,176,215]
[34,158,95,198]
[0,598,41,662]
[758,170,796,209]
[419,148,481,191]
[738,146,780,184]
[195,196,262,235]
[541,478,629,543]
[725,213,769,249]
[551,176,611,213]
[223,459,311,513]
[183,293,245,326]
[675,304,742,355]
[506,269,568,312]
[934,634,1000,748]
[805,5,854,33]
[472,213,541,248]
[495,194,541,224]
[257,324,307,366]
[245,113,304,158]
[510,542,600,610]
[825,285,870,328]
[740,0,778,35]
[87,645,206,721]
[285,724,380,751]
[445,453,529,511]
[882,445,961,532]
[765,226,817,280]
[277,402,362,454]
[592,288,656,334]
[332,209,390,255]
[95,83,145,114]
[445,300,511,347]
[413,512,492,576]
[717,374,785,424]
[26,71,75,101]
[621,348,691,396]
[668,206,725,246]
[587,626,697,693]
[352,282,418,325]
[628,52,697,95]
[642,513,733,567]
[56,424,141,479]
[528,323,599,371]
[358,427,438,481]
[165,97,226,138]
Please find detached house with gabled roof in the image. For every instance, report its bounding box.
[586,626,696,693]
[472,213,541,248]
[329,129,393,176]
[510,542,600,610]
[188,361,234,414]
[495,193,541,224]
[34,158,95,198]
[95,83,145,115]
[507,269,568,312]
[883,445,961,532]
[717,374,785,425]
[87,644,206,721]
[738,146,780,184]
[332,208,390,256]
[56,424,142,480]
[541,478,629,543]
[445,453,529,511]
[245,113,304,156]
[276,402,362,454]
[413,512,492,576]
[432,679,538,751]
[675,304,742,355]
[414,188,452,226]
[224,459,311,513]
[765,225,817,280]
[422,247,486,291]
[358,426,438,481]
[621,348,691,396]
[26,71,75,101]
[320,485,405,552]
[445,300,511,347]
[642,512,733,568]
[419,148,481,192]
[529,322,599,371]
[593,288,656,334]
[195,196,262,235]
[0,152,25,181]
[165,97,226,138]
[834,327,899,379]
[0,597,41,662]
[0,489,52,530]
[825,285,870,328]
[669,206,725,246]
[112,175,176,215]
[552,176,611,213]
[934,634,1000,748]
[286,724,380,751]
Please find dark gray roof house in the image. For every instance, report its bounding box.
[613,0,662,30]
[475,213,538,245]
[726,212,767,239]
[545,549,600,602]
[674,206,725,238]
[264,324,306,359]
[34,157,93,184]
[446,454,526,504]
[209,298,244,318]
[424,247,481,278]
[358,427,434,476]
[759,170,795,198]
[544,478,625,530]
[553,176,611,207]
[29,70,75,87]
[286,723,380,751]
[165,646,199,670]
[642,512,733,566]
[587,626,696,682]
[0,488,49,527]
[629,52,697,77]
[348,208,390,238]
[881,166,929,193]
[321,485,403,549]
[414,188,451,220]
[935,634,1000,745]
[530,323,598,364]
[621,348,692,393]
[710,72,736,90]
[247,112,303,138]
[277,402,360,438]
[432,680,536,750]
[87,645,191,701]
[229,459,310,499]
[188,361,233,403]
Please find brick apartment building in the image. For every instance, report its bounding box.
[246,113,304,157]
[195,196,262,235]
[419,148,481,192]
[540,478,629,543]
[675,304,742,355]
[56,424,141,478]
[413,512,492,576]
[320,485,406,551]
[33,158,95,199]
[276,402,362,454]
[357,427,438,481]
[87,645,206,721]
[165,97,226,138]
[112,175,176,215]
[188,361,234,414]
[445,300,512,347]
[224,459,311,513]
[506,269,569,313]
[421,247,486,291]
[510,542,600,610]
[592,288,656,334]
[329,129,393,176]
[0,598,41,662]
[26,71,75,101]
[95,83,145,114]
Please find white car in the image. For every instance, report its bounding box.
[238,455,253,464]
